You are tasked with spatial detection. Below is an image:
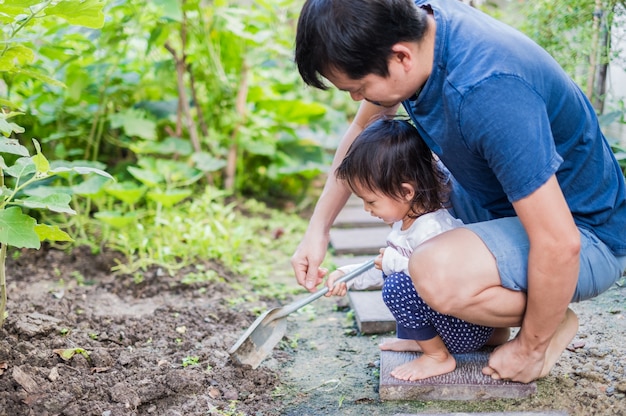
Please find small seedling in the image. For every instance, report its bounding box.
[182,356,199,367]
[338,395,346,408]
[70,271,85,286]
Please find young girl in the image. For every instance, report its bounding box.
[325,117,509,381]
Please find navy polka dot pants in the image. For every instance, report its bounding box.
[382,271,494,354]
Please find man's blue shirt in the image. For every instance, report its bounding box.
[404,0,626,256]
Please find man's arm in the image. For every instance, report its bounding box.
[292,101,398,291]
[485,175,580,382]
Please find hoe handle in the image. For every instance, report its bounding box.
[273,259,376,320]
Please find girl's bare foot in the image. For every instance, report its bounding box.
[390,351,456,381]
[540,308,579,378]
[379,338,422,352]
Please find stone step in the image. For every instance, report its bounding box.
[347,290,395,334]
[379,345,537,401]
[332,255,376,268]
[329,227,389,255]
[333,206,387,228]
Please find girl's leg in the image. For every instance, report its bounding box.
[389,335,456,381]
[381,271,493,380]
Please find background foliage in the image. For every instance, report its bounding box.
[0,0,624,283]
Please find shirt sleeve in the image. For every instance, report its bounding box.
[459,75,563,202]
[337,263,385,291]
[382,247,409,276]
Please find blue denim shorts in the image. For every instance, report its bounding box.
[449,177,625,303]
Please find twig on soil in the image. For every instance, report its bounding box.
[303,378,341,393]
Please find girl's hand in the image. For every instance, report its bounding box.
[374,247,385,270]
[325,269,348,297]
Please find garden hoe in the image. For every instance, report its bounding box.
[228,259,375,369]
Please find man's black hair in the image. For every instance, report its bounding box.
[295,0,428,89]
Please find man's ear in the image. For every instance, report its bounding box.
[401,183,415,201]
[390,43,414,71]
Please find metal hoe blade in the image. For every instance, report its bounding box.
[228,259,375,369]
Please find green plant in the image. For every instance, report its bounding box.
[206,401,246,416]
[182,355,199,367]
[507,0,625,113]
[0,137,111,326]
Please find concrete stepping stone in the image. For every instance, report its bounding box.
[332,255,376,268]
[334,206,386,228]
[329,226,389,255]
[348,290,395,334]
[380,346,537,401]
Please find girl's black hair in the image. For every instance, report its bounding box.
[336,117,448,217]
[295,0,428,89]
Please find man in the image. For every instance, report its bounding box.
[291,0,626,383]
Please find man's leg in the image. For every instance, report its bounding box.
[408,225,526,328]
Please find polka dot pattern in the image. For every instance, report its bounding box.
[382,271,494,354]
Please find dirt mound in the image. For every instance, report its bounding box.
[0,246,282,416]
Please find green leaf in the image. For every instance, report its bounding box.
[31,140,50,175]
[44,0,105,29]
[0,138,29,157]
[53,347,90,361]
[147,189,192,208]
[153,0,183,22]
[109,109,157,141]
[94,211,138,228]
[5,157,36,180]
[0,206,39,249]
[50,166,114,180]
[0,1,42,22]
[0,118,25,137]
[255,99,326,124]
[34,224,74,242]
[127,166,163,187]
[130,137,193,156]
[191,152,227,173]
[17,68,66,88]
[22,186,71,199]
[0,45,35,71]
[0,98,17,108]
[72,175,110,197]
[23,194,76,215]
[104,182,146,205]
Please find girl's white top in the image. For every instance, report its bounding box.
[338,209,463,290]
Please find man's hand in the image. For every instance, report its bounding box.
[482,337,544,383]
[291,232,331,291]
[483,308,578,383]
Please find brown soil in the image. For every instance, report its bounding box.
[0,245,625,415]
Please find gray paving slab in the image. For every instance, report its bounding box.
[345,194,364,207]
[329,226,389,255]
[334,206,387,228]
[332,255,377,268]
[380,347,537,401]
[348,290,396,334]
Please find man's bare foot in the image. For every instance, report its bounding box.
[379,338,422,352]
[486,327,511,346]
[539,308,578,378]
[390,352,456,381]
